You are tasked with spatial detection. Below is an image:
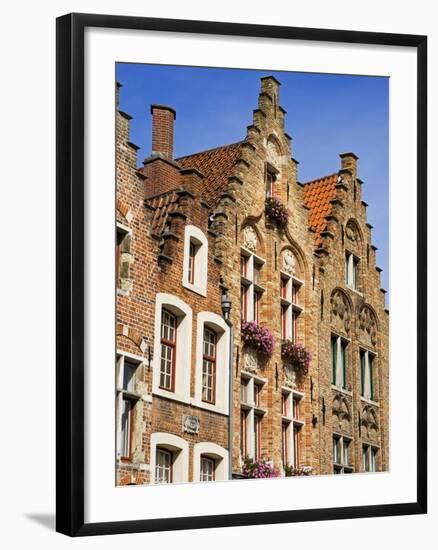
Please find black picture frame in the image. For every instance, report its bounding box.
[56,12,427,537]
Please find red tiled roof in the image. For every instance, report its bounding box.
[145,190,180,235]
[177,142,243,206]
[303,173,339,247]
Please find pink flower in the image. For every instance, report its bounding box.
[265,197,290,228]
[241,321,275,356]
[281,340,312,374]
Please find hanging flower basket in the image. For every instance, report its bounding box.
[242,456,281,478]
[265,197,290,229]
[241,321,275,357]
[281,340,312,375]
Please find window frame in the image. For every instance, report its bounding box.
[333,434,354,474]
[201,326,217,404]
[200,455,216,482]
[155,447,173,484]
[360,348,376,401]
[331,333,349,390]
[345,250,360,290]
[240,247,266,324]
[159,308,177,392]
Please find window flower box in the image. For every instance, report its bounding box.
[242,456,281,478]
[265,197,290,229]
[284,464,314,477]
[241,321,275,357]
[281,340,312,375]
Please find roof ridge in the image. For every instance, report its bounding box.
[175,140,243,161]
[302,172,339,186]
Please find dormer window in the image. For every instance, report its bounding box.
[182,225,208,296]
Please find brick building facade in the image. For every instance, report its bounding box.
[116,76,389,486]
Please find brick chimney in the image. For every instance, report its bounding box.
[339,152,359,178]
[151,104,176,160]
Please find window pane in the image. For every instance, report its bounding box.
[240,410,247,456]
[121,399,132,458]
[360,351,365,396]
[293,426,300,468]
[369,355,374,400]
[160,342,173,390]
[155,448,172,483]
[123,361,137,392]
[341,341,347,389]
[254,415,261,460]
[200,456,215,482]
[331,336,337,385]
[343,440,350,466]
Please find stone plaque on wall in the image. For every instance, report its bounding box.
[182,415,200,435]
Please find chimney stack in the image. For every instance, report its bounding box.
[339,152,359,178]
[151,104,176,160]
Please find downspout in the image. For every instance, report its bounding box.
[226,320,234,480]
[221,292,234,480]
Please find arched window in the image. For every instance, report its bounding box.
[193,442,228,482]
[153,294,192,403]
[150,433,189,484]
[194,312,230,415]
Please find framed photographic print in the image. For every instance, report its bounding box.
[56,13,427,536]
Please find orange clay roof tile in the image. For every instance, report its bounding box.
[303,173,339,247]
[177,142,243,207]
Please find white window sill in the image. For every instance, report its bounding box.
[190,399,229,416]
[360,396,379,407]
[152,388,191,405]
[182,280,207,297]
[345,285,363,297]
[331,385,352,397]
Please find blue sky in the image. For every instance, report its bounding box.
[116,64,389,300]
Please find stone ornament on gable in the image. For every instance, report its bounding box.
[267,138,280,168]
[345,223,357,242]
[282,249,296,275]
[361,405,379,442]
[330,290,351,334]
[243,226,258,253]
[359,306,378,346]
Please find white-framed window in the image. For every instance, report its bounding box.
[281,388,304,470]
[360,349,376,401]
[150,433,189,485]
[194,312,230,414]
[280,272,303,342]
[345,251,359,290]
[362,444,378,472]
[240,248,265,323]
[193,442,228,482]
[265,164,277,198]
[153,294,192,403]
[333,434,353,474]
[200,456,215,481]
[182,225,208,296]
[116,352,143,461]
[155,447,173,484]
[331,334,349,390]
[240,373,267,461]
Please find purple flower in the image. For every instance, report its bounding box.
[281,340,312,374]
[265,197,290,228]
[242,457,281,478]
[241,321,275,357]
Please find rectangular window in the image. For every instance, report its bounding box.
[253,382,261,408]
[241,284,248,321]
[293,425,300,468]
[343,439,350,466]
[116,228,127,288]
[160,309,177,391]
[282,422,289,466]
[120,398,133,459]
[281,277,288,299]
[360,349,375,400]
[188,241,197,284]
[363,445,370,472]
[281,304,288,339]
[371,448,378,472]
[200,456,215,482]
[331,336,337,385]
[333,435,341,464]
[293,397,300,420]
[202,327,216,404]
[240,410,247,457]
[331,334,348,389]
[266,170,275,197]
[240,377,249,403]
[240,254,248,278]
[281,392,289,417]
[346,252,359,289]
[292,310,298,343]
[155,447,172,484]
[253,290,261,323]
[122,360,137,393]
[254,414,262,460]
